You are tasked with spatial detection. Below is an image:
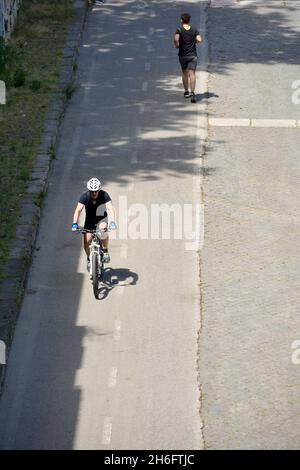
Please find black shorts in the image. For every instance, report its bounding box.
[84,216,107,231]
[179,56,197,71]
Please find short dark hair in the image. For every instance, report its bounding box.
[181,13,191,24]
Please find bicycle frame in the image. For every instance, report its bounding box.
[90,231,104,272]
[77,226,109,275]
[76,226,110,298]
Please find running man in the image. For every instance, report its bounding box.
[174,13,202,103]
[72,178,116,271]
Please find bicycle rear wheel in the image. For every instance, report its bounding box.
[92,253,100,299]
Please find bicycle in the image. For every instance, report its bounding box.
[77,227,109,299]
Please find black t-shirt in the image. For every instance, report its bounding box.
[79,190,111,221]
[176,25,200,57]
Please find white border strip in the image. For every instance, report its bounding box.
[209,118,299,128]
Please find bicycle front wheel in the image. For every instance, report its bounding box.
[92,253,100,299]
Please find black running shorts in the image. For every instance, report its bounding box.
[179,56,197,71]
[84,216,107,231]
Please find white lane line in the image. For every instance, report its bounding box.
[147,44,153,52]
[142,81,148,92]
[102,417,113,445]
[131,150,138,164]
[145,62,151,72]
[120,243,128,259]
[139,103,145,114]
[209,118,250,127]
[149,27,155,35]
[252,119,297,128]
[108,367,118,388]
[74,368,84,387]
[209,118,299,128]
[114,320,122,341]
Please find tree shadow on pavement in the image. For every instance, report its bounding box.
[4,0,300,450]
[208,2,300,76]
[67,0,300,190]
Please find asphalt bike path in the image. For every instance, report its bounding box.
[0,0,205,450]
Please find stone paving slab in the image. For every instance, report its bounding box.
[200,126,300,449]
[200,0,300,449]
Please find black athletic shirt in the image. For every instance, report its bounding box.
[79,190,111,221]
[176,25,200,57]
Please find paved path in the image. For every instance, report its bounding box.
[0,0,204,450]
[200,0,300,450]
[1,0,299,451]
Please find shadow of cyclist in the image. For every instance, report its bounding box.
[96,267,138,300]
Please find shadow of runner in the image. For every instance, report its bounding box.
[196,91,219,102]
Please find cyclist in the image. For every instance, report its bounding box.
[72,178,116,271]
[86,0,104,6]
[174,13,202,103]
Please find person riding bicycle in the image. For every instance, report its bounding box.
[72,178,116,271]
[86,0,105,7]
[174,12,202,103]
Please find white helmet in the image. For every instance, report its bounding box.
[87,177,101,191]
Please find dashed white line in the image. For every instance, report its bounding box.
[139,103,145,114]
[149,27,155,35]
[108,367,118,388]
[114,320,122,341]
[102,417,113,445]
[142,81,148,92]
[131,150,138,164]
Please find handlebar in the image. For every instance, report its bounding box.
[76,227,110,234]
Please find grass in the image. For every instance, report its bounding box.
[0,0,73,279]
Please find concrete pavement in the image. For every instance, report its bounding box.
[0,0,205,450]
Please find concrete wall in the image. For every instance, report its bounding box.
[0,0,21,39]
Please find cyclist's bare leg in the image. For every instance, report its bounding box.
[188,69,196,93]
[182,69,189,91]
[84,233,93,258]
[98,221,109,249]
